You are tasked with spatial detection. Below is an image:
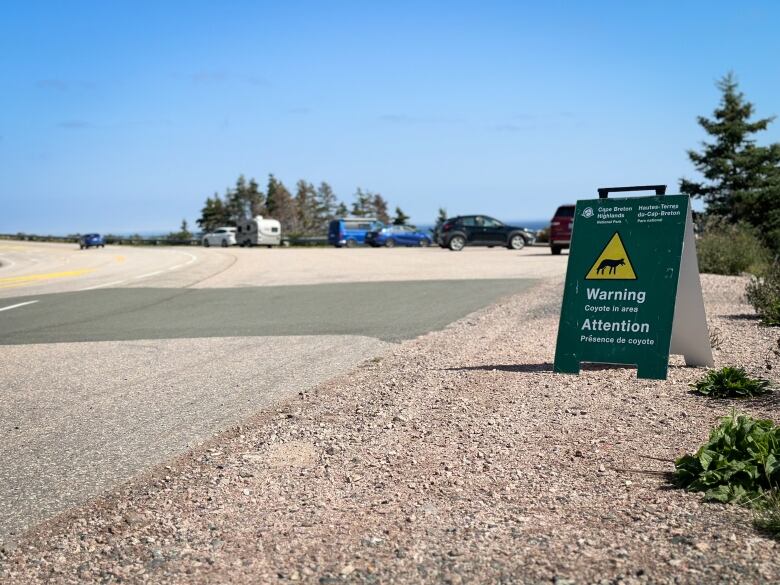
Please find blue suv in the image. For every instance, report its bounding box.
[365,225,432,247]
[79,233,105,249]
[328,218,384,248]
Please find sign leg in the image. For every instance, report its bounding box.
[553,356,581,375]
[637,362,668,380]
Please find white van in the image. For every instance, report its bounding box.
[236,216,282,247]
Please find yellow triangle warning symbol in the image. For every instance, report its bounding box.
[585,232,637,280]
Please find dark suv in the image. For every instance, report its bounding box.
[79,233,105,249]
[549,205,574,255]
[437,215,535,251]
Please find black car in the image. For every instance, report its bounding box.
[437,215,535,251]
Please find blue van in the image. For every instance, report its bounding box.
[328,218,384,247]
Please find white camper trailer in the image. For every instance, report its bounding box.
[236,216,282,247]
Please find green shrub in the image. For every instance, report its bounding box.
[747,260,780,326]
[674,412,780,503]
[754,490,780,539]
[697,219,770,275]
[691,367,773,398]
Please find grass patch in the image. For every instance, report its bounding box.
[747,260,780,326]
[690,367,773,398]
[674,412,780,503]
[697,219,770,275]
[754,490,780,539]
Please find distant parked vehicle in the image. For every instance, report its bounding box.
[328,218,384,248]
[236,216,282,247]
[79,233,105,249]
[365,225,432,247]
[202,227,237,248]
[549,204,575,255]
[436,215,535,251]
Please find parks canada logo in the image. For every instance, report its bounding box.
[582,207,594,218]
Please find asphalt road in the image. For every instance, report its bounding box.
[0,280,530,345]
[0,241,556,545]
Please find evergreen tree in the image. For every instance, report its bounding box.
[265,174,281,216]
[266,175,296,232]
[294,180,319,235]
[197,193,231,232]
[436,207,448,225]
[351,188,374,217]
[247,177,266,217]
[226,174,265,222]
[315,181,339,229]
[372,194,390,224]
[179,219,192,239]
[335,202,349,217]
[680,73,780,240]
[168,219,193,241]
[392,206,410,225]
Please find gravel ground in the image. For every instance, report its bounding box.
[1,274,778,584]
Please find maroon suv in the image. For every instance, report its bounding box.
[549,205,574,255]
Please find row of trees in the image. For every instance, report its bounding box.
[196,175,412,235]
[681,73,780,254]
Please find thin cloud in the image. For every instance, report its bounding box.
[58,120,91,129]
[178,71,270,87]
[36,79,69,91]
[491,123,529,133]
[244,75,270,86]
[36,79,94,91]
[378,114,459,125]
[189,70,228,83]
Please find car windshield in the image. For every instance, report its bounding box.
[555,206,575,217]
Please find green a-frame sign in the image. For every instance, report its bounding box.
[553,185,713,380]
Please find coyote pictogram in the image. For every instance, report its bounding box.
[596,258,625,275]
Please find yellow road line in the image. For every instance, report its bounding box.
[0,268,96,289]
[115,255,126,263]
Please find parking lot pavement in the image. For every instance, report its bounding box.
[0,278,534,544]
[0,241,554,547]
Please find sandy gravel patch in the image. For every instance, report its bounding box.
[1,274,778,584]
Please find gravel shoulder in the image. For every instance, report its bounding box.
[1,274,779,584]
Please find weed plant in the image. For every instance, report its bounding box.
[697,219,770,275]
[674,412,780,503]
[754,490,780,539]
[691,367,773,398]
[747,260,780,326]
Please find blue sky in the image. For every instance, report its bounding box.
[2,1,779,234]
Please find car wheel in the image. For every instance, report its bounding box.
[551,245,562,255]
[221,239,228,247]
[419,238,430,247]
[448,235,466,251]
[508,234,526,250]
[203,239,210,248]
[345,239,357,248]
[80,245,84,250]
[384,238,396,248]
